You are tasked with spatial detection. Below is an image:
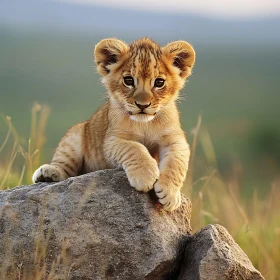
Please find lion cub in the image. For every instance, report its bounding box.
[32,38,195,211]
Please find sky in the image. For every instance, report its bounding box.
[56,0,280,19]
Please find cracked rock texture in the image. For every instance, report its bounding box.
[178,224,264,280]
[0,169,191,280]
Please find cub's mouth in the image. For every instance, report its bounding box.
[128,111,156,116]
[128,111,156,122]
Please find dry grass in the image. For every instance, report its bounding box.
[0,107,279,279]
[183,116,280,280]
[0,102,50,188]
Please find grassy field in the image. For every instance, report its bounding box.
[1,29,280,193]
[1,29,280,279]
[0,106,280,279]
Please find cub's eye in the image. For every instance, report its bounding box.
[123,76,134,87]
[154,78,165,88]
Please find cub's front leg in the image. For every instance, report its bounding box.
[105,137,159,192]
[154,134,190,211]
[32,123,85,183]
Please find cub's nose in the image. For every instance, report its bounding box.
[135,102,151,110]
[133,90,153,109]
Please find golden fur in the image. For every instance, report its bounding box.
[32,37,195,211]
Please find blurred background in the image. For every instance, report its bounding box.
[0,0,280,278]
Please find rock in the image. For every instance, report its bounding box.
[0,169,191,280]
[178,224,264,280]
[0,169,264,280]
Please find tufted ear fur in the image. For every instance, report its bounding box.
[94,38,128,76]
[162,41,195,79]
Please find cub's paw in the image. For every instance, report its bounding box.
[32,164,68,183]
[126,158,160,193]
[154,182,181,211]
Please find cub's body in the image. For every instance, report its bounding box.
[33,38,195,211]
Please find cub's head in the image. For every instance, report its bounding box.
[94,37,195,122]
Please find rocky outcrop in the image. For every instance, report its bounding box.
[0,169,264,279]
[0,169,191,280]
[178,224,264,280]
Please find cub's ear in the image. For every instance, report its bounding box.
[162,41,195,79]
[94,38,128,76]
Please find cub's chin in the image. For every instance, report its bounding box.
[130,114,155,123]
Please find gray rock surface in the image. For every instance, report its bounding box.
[178,224,264,280]
[0,169,191,280]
